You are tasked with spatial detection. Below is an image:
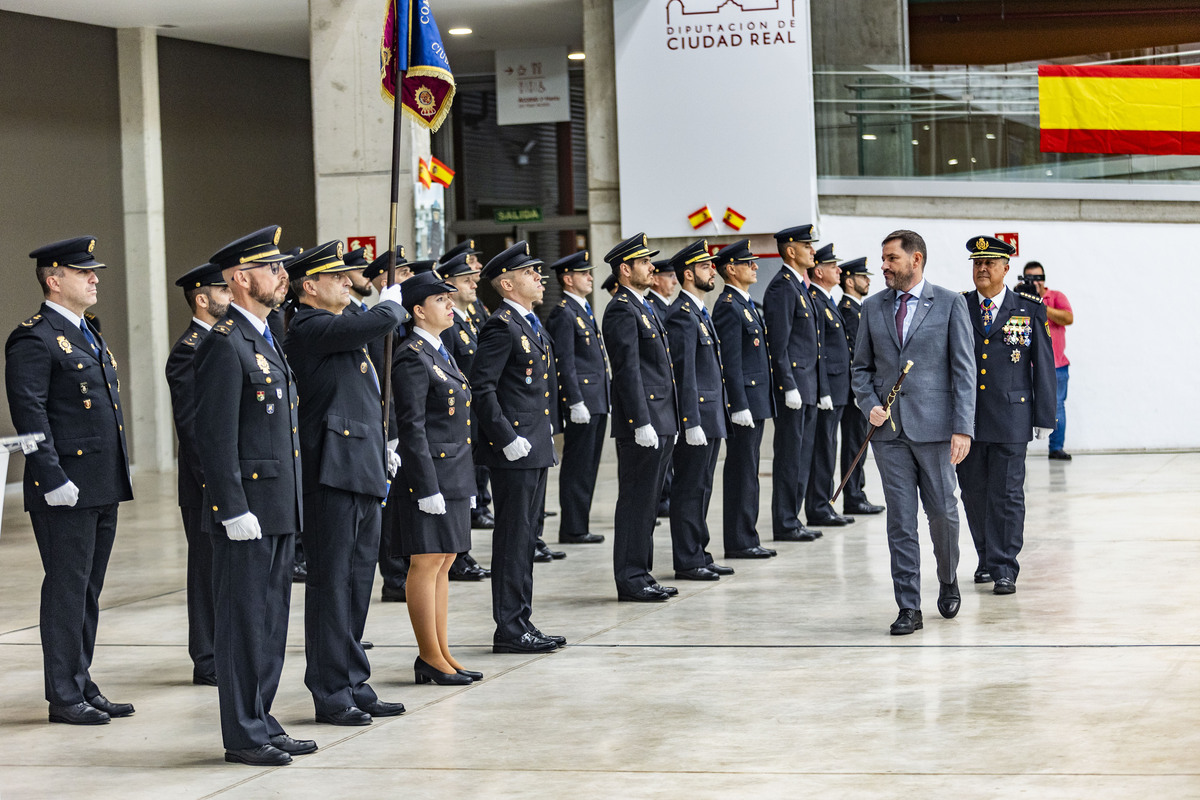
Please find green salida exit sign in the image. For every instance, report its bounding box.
[493,206,544,224]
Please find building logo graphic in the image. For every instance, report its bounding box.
[664,0,798,51]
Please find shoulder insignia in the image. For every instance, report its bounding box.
[783,273,791,281]
[682,303,691,311]
[617,295,629,303]
[722,294,733,303]
[85,312,98,321]
[182,332,200,348]
[212,319,234,335]
[1017,291,1043,304]
[409,341,423,352]
[20,313,44,328]
[960,289,972,295]
[559,299,567,307]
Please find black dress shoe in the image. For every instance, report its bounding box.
[87,694,134,718]
[806,527,824,539]
[808,513,854,527]
[618,586,671,602]
[845,502,885,515]
[470,510,495,529]
[493,632,559,653]
[529,627,566,646]
[192,672,218,687]
[315,706,372,726]
[292,562,308,583]
[1048,450,1073,461]
[706,562,735,576]
[675,567,720,581]
[774,530,817,542]
[937,580,961,619]
[651,583,678,597]
[725,546,775,559]
[225,744,292,766]
[269,734,318,755]
[559,532,605,544]
[974,568,992,584]
[361,700,406,716]
[890,609,923,635]
[456,668,484,681]
[994,577,1017,594]
[538,541,566,560]
[48,702,109,725]
[532,548,553,563]
[448,563,486,581]
[381,584,406,602]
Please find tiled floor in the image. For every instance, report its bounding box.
[0,448,1197,798]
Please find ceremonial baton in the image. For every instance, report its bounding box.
[831,360,913,504]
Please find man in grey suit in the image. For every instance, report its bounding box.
[851,229,975,635]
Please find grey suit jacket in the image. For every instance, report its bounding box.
[851,280,975,442]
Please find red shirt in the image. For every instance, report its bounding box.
[1042,288,1071,368]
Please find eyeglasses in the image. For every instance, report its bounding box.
[239,262,284,275]
[1023,275,1045,282]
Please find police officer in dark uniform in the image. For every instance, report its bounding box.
[646,257,678,517]
[764,225,827,543]
[665,240,733,581]
[283,241,409,726]
[601,272,619,297]
[5,236,134,725]
[837,257,886,516]
[441,240,491,331]
[804,244,856,527]
[957,236,1057,595]
[470,242,565,653]
[165,261,232,687]
[193,226,313,766]
[711,240,778,559]
[602,233,680,602]
[545,250,610,545]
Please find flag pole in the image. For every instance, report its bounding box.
[381,4,405,438]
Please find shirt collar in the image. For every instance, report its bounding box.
[191,317,213,331]
[842,294,862,307]
[564,290,590,310]
[45,301,83,329]
[728,285,751,301]
[650,290,672,306]
[453,306,470,321]
[811,282,832,300]
[897,278,926,299]
[681,289,705,309]
[413,326,443,349]
[783,264,808,286]
[231,303,267,336]
[977,286,1007,306]
[503,297,533,317]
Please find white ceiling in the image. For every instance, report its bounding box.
[0,0,582,72]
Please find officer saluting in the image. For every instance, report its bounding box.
[5,236,134,725]
[193,226,312,766]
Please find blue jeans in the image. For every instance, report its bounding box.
[1050,365,1069,452]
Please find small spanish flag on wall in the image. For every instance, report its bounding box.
[418,158,432,188]
[688,206,714,229]
[429,156,455,187]
[723,207,746,231]
[1039,65,1200,155]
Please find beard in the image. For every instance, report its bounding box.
[207,298,231,319]
[250,279,283,309]
[695,276,715,293]
[349,278,374,299]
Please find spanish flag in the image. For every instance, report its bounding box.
[688,206,713,230]
[1039,65,1200,155]
[418,158,432,189]
[381,0,456,132]
[723,207,746,231]
[429,156,455,187]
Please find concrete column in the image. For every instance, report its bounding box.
[117,27,173,473]
[583,0,620,312]
[309,0,427,255]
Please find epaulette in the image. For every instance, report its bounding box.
[409,340,423,352]
[19,313,44,328]
[212,318,234,336]
[559,299,567,307]
[681,302,692,311]
[616,295,628,303]
[498,307,513,319]
[1017,291,1043,304]
[960,290,972,295]
[85,312,98,321]
[182,331,201,347]
[722,294,733,303]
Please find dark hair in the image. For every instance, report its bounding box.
[183,284,222,313]
[881,229,928,265]
[839,270,853,289]
[1022,260,1045,276]
[35,265,64,296]
[289,276,311,299]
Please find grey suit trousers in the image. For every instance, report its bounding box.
[871,435,960,610]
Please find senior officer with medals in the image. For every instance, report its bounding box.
[711,240,777,559]
[837,258,885,517]
[282,241,409,726]
[165,261,232,688]
[957,236,1056,595]
[193,226,313,766]
[764,225,828,543]
[470,242,566,654]
[602,233,680,602]
[545,250,610,546]
[5,236,134,725]
[664,240,734,581]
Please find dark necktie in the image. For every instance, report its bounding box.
[79,320,100,357]
[895,292,913,344]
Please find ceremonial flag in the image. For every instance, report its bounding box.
[688,206,713,230]
[418,158,432,188]
[429,156,455,187]
[723,207,746,231]
[1039,65,1200,155]
[381,0,456,132]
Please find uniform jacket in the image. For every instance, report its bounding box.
[810,286,851,407]
[546,294,610,415]
[469,303,559,470]
[839,294,863,404]
[763,267,826,405]
[285,301,405,499]
[193,310,302,534]
[5,304,132,511]
[441,308,479,378]
[965,289,1058,443]
[666,294,728,438]
[346,301,408,439]
[602,285,679,439]
[468,298,489,331]
[392,332,475,500]
[851,282,975,443]
[646,292,677,327]
[712,287,775,421]
[165,320,207,508]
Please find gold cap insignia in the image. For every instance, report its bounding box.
[975,237,988,251]
[399,245,406,259]
[583,250,589,260]
[641,234,648,246]
[700,240,708,250]
[524,242,530,255]
[336,241,344,258]
[468,239,475,248]
[88,240,96,253]
[273,227,282,245]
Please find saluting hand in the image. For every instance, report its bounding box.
[379,283,404,306]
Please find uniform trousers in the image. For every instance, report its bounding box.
[805,405,845,521]
[558,413,607,538]
[303,488,381,715]
[723,422,767,553]
[475,464,492,513]
[378,479,408,590]
[956,441,1028,582]
[489,468,547,642]
[771,403,818,538]
[180,505,216,678]
[838,403,871,509]
[871,435,961,611]
[669,438,721,571]
[212,530,293,750]
[613,436,675,594]
[29,503,118,706]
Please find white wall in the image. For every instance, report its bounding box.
[822,214,1200,452]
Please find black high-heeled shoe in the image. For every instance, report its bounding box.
[414,656,472,685]
[455,668,484,681]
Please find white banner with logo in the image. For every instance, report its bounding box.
[613,0,819,239]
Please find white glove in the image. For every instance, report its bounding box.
[388,438,399,451]
[470,496,477,509]
[44,480,80,508]
[818,395,833,411]
[569,402,590,425]
[503,436,532,461]
[418,493,447,515]
[784,389,803,410]
[222,511,262,541]
[730,409,755,428]
[379,283,404,306]
[634,424,659,449]
[386,449,401,477]
[1033,427,1046,440]
[684,425,708,446]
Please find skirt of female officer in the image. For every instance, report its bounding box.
[396,493,471,556]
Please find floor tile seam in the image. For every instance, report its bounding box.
[176,766,1200,778]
